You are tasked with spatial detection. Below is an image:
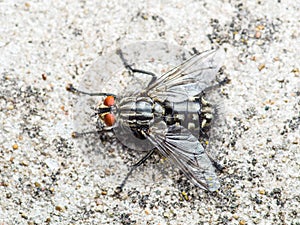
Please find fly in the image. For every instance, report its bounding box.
[67,47,225,192]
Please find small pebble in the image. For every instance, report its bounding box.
[281,157,287,163]
[34,182,41,188]
[181,191,189,201]
[21,212,28,219]
[276,77,285,83]
[253,218,261,224]
[42,73,47,80]
[255,31,261,39]
[269,150,276,158]
[55,205,64,212]
[0,181,9,187]
[258,63,265,71]
[251,56,257,61]
[256,25,265,30]
[6,193,12,198]
[272,188,281,194]
[291,68,299,74]
[163,212,170,218]
[292,139,299,144]
[7,104,14,110]
[104,168,111,176]
[95,205,104,212]
[21,160,29,166]
[145,209,150,215]
[198,208,205,216]
[95,198,103,206]
[233,214,239,219]
[239,220,246,225]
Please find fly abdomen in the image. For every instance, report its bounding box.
[163,97,214,137]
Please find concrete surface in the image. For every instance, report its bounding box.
[0,1,299,224]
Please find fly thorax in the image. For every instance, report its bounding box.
[113,96,156,151]
[117,96,154,130]
[153,101,164,118]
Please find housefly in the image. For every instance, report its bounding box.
[67,46,225,192]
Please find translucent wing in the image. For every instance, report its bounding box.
[147,122,220,191]
[144,48,224,102]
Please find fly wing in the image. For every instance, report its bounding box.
[144,48,224,102]
[147,123,220,191]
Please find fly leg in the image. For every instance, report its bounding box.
[206,152,224,172]
[66,83,116,98]
[71,128,114,138]
[116,149,155,192]
[116,49,157,86]
[202,76,230,93]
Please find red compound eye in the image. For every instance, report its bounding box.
[104,113,115,126]
[104,96,115,106]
